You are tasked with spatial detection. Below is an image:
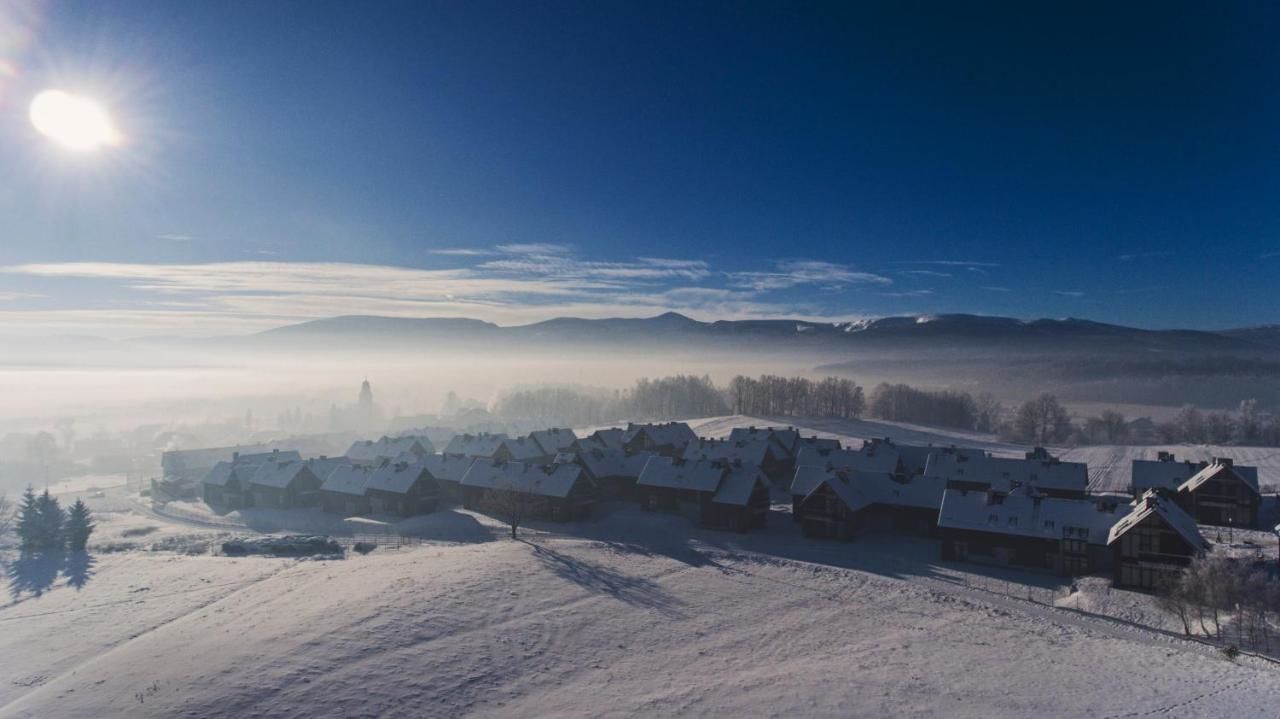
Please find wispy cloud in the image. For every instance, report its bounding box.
[1262,251,1280,259]
[980,286,1011,292]
[876,289,934,298]
[494,243,571,255]
[156,234,194,242]
[1054,290,1085,298]
[901,270,951,278]
[729,260,891,291]
[429,247,495,256]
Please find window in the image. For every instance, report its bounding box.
[1007,516,1018,527]
[1043,520,1055,529]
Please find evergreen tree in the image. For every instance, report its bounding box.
[65,499,95,551]
[16,486,41,550]
[35,490,65,551]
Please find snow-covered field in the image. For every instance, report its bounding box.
[4,504,1280,718]
[6,415,1280,717]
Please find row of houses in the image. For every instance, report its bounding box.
[789,440,1256,591]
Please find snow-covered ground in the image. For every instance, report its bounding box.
[4,504,1280,718]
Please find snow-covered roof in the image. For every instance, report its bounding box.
[795,436,842,454]
[1179,460,1260,496]
[712,464,770,506]
[365,461,431,495]
[790,446,899,496]
[577,428,626,452]
[345,436,432,463]
[321,464,373,496]
[1107,490,1209,550]
[444,433,510,458]
[529,428,578,456]
[1131,457,1202,492]
[460,461,586,499]
[578,448,650,480]
[636,456,725,493]
[201,461,240,488]
[248,460,313,489]
[728,427,800,458]
[803,468,946,513]
[926,453,1087,494]
[420,453,476,484]
[234,449,302,465]
[501,436,551,461]
[624,422,697,448]
[682,437,773,467]
[938,487,1125,544]
[305,456,352,483]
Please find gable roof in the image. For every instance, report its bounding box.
[500,436,551,461]
[444,433,509,458]
[926,452,1087,494]
[682,437,773,467]
[365,461,432,495]
[712,464,771,506]
[321,464,374,496]
[728,427,800,458]
[1179,460,1260,496]
[938,487,1125,544]
[234,449,303,465]
[460,461,586,499]
[624,422,697,448]
[420,453,476,484]
[529,428,579,456]
[248,460,314,489]
[803,467,947,513]
[201,461,241,488]
[1107,490,1209,550]
[578,448,650,480]
[305,456,352,483]
[790,446,899,496]
[1131,457,1202,492]
[579,428,627,452]
[636,456,725,493]
[346,436,432,463]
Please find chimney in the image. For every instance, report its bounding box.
[1157,451,1174,462]
[1216,457,1234,467]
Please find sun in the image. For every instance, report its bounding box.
[29,89,121,151]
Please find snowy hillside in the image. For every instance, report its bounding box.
[5,504,1280,718]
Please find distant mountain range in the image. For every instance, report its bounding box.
[244,312,1278,357]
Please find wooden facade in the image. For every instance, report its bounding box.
[1110,511,1202,591]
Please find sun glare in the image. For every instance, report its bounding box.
[29,89,121,151]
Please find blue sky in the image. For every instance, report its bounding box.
[0,1,1277,337]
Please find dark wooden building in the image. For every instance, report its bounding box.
[1107,491,1210,591]
[622,422,698,457]
[798,468,946,540]
[247,460,323,509]
[318,463,373,516]
[937,487,1125,575]
[420,453,476,504]
[460,461,598,521]
[364,461,440,516]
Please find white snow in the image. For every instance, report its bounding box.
[7,416,1280,717]
[4,503,1280,718]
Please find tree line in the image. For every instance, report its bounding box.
[492,374,1280,448]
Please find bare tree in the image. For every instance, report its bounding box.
[482,481,533,540]
[1154,570,1194,636]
